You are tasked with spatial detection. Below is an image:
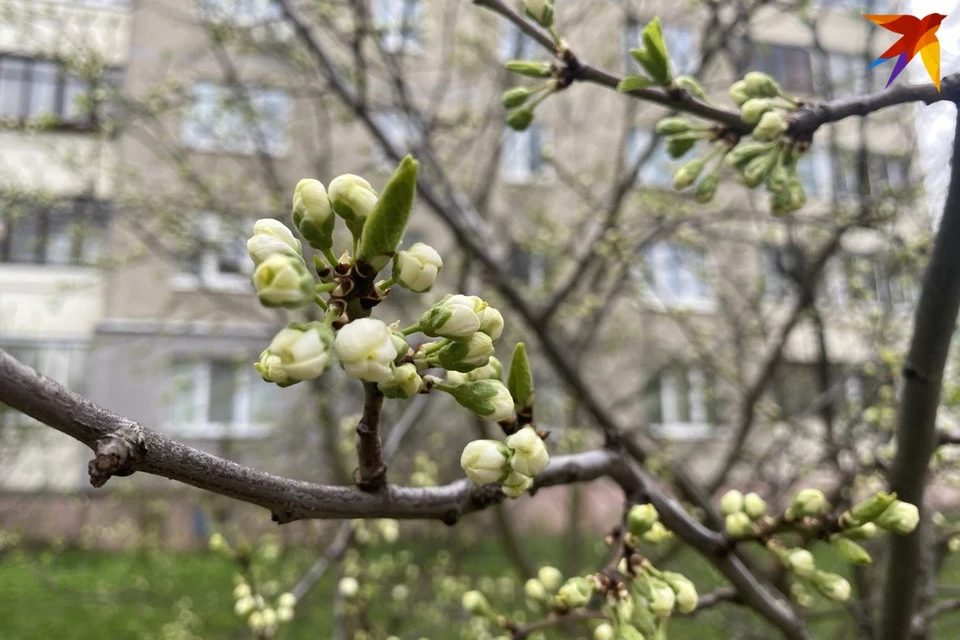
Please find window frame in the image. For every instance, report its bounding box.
[501,124,547,183]
[646,364,718,440]
[170,212,255,293]
[182,81,290,157]
[640,241,714,311]
[375,0,421,53]
[0,196,109,267]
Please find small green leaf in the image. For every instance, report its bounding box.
[356,155,418,276]
[674,75,707,101]
[505,61,553,78]
[640,18,670,84]
[617,75,657,93]
[507,342,534,411]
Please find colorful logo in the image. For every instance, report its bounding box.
[864,13,947,91]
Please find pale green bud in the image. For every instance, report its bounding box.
[719,490,744,516]
[812,571,851,602]
[785,548,816,577]
[393,243,442,292]
[248,611,265,631]
[357,156,418,275]
[648,577,676,617]
[255,322,335,386]
[838,491,897,529]
[726,142,773,170]
[695,173,718,203]
[419,294,483,339]
[554,577,593,611]
[277,593,296,609]
[502,470,534,498]
[523,0,553,28]
[642,521,673,544]
[665,133,700,159]
[832,537,872,565]
[261,608,277,628]
[789,489,829,519]
[432,332,495,373]
[328,173,378,240]
[459,439,510,484]
[752,111,788,141]
[507,107,535,131]
[477,306,504,343]
[505,426,550,476]
[655,118,693,136]
[875,500,920,535]
[538,566,563,592]
[292,179,334,252]
[743,493,768,520]
[235,595,255,616]
[378,363,423,399]
[446,379,515,422]
[729,80,750,106]
[252,254,314,308]
[743,71,781,98]
[505,60,553,78]
[333,318,398,383]
[233,582,252,600]
[841,523,878,540]
[742,151,776,188]
[208,533,229,553]
[725,512,754,538]
[247,218,302,267]
[672,158,705,190]
[463,356,503,382]
[949,537,960,553]
[391,331,411,362]
[620,626,646,640]
[741,98,773,124]
[502,87,531,109]
[507,342,534,412]
[674,75,707,100]
[524,578,547,601]
[627,503,659,536]
[663,571,698,613]
[277,606,294,622]
[594,623,615,640]
[462,590,492,616]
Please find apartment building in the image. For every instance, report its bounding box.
[0,0,922,509]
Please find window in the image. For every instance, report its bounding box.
[830,151,910,199]
[642,242,712,308]
[773,362,877,418]
[501,125,545,182]
[623,20,697,74]
[509,244,546,289]
[761,244,799,300]
[166,358,281,438]
[0,196,108,267]
[183,82,288,156]
[625,129,674,189]
[0,342,86,427]
[196,0,281,25]
[824,253,918,307]
[0,55,122,128]
[375,0,420,52]
[823,52,868,98]
[500,20,539,61]
[171,212,254,292]
[646,365,718,439]
[751,44,813,94]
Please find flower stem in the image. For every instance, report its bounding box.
[323,307,341,325]
[314,294,328,310]
[378,277,396,293]
[322,248,340,268]
[315,282,337,293]
[400,324,421,336]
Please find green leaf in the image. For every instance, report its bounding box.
[640,18,670,84]
[507,342,534,411]
[357,155,418,276]
[617,75,657,93]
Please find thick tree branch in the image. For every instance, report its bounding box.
[880,110,960,640]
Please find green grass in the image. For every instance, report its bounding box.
[0,536,958,639]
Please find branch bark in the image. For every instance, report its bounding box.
[354,383,387,491]
[879,109,960,640]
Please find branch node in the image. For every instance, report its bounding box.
[87,423,146,488]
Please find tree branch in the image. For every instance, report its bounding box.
[879,109,960,640]
[354,383,387,491]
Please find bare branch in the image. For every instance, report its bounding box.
[354,383,387,491]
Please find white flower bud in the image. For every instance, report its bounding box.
[538,566,563,592]
[277,593,296,609]
[785,548,816,577]
[235,595,255,616]
[720,490,745,516]
[261,608,277,627]
[234,582,252,600]
[393,243,442,293]
[248,611,265,631]
[725,512,754,538]
[292,179,334,251]
[594,623,615,640]
[247,218,302,266]
[445,379,515,423]
[460,439,510,484]
[812,571,851,602]
[277,606,294,622]
[753,110,788,141]
[502,470,534,498]
[461,590,491,616]
[743,492,767,520]
[378,363,423,399]
[252,254,314,308]
[505,426,549,476]
[789,489,829,519]
[328,174,378,236]
[208,533,228,553]
[391,584,409,602]
[338,576,360,599]
[377,519,400,543]
[462,356,503,382]
[432,332,495,373]
[875,500,920,534]
[255,322,335,386]
[524,578,547,601]
[477,306,504,343]
[333,318,399,383]
[648,577,677,617]
[419,294,484,339]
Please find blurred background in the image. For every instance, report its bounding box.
[0,0,957,638]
